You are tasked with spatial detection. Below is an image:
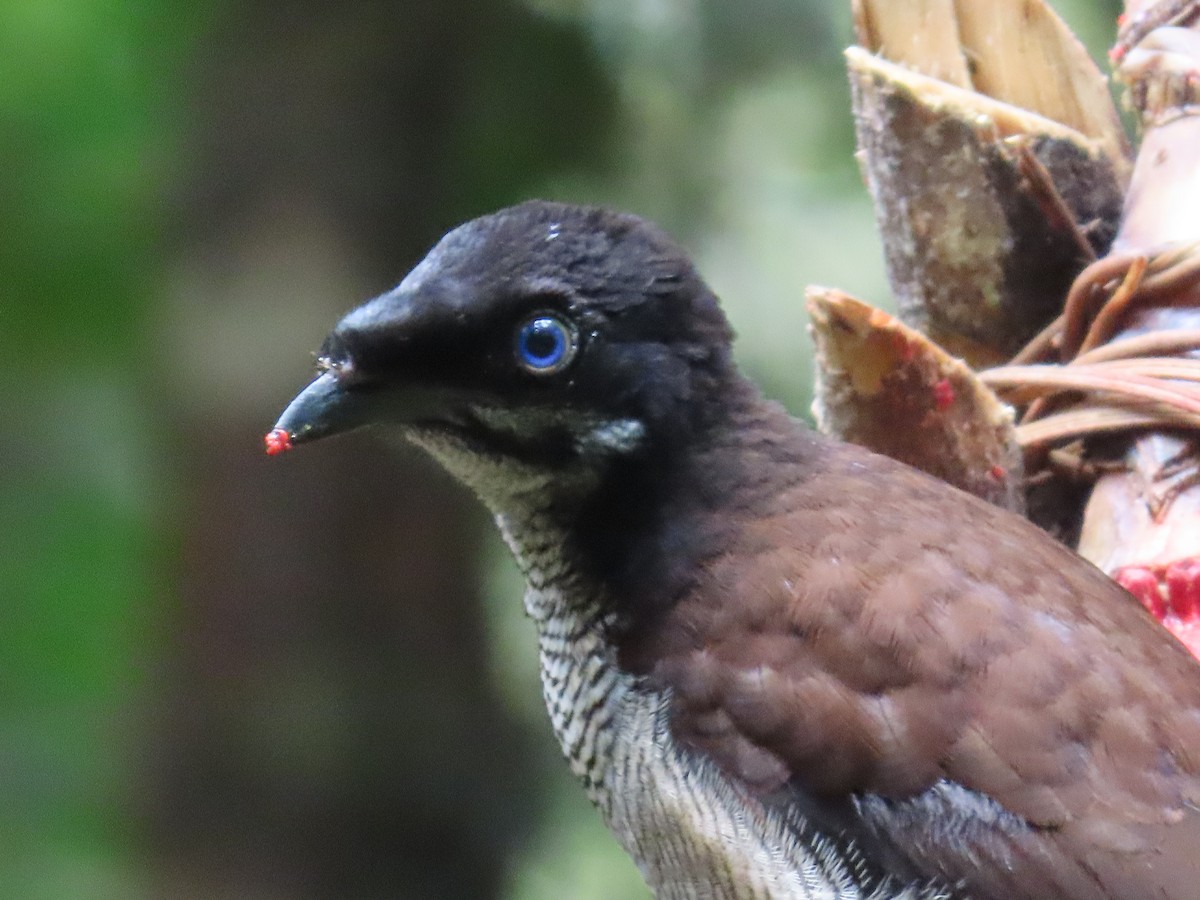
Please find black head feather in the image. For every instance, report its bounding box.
[317,201,738,448]
[272,200,760,632]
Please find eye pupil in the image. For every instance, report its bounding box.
[524,323,561,360]
[516,314,577,373]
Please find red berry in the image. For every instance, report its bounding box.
[1166,558,1200,622]
[1115,565,1165,620]
[264,428,294,456]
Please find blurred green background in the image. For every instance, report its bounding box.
[0,1,1120,897]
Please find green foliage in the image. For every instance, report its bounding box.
[0,0,211,892]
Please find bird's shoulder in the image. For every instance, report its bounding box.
[620,425,1200,893]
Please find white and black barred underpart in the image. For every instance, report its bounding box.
[409,424,949,900]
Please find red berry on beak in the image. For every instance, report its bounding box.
[264,428,294,456]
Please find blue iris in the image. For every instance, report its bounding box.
[515,314,576,373]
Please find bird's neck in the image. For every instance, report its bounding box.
[564,378,818,661]
[490,378,814,800]
[489,499,627,809]
[490,396,926,899]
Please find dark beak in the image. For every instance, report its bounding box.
[265,371,376,455]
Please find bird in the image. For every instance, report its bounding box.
[267,200,1200,899]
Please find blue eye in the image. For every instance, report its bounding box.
[515,313,578,374]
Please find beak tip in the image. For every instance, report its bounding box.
[264,427,295,456]
[268,370,369,454]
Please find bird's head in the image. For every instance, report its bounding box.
[268,201,738,507]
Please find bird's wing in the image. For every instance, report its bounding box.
[636,441,1200,899]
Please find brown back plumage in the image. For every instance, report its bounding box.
[622,392,1200,899]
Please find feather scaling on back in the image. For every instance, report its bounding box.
[270,201,1200,899]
